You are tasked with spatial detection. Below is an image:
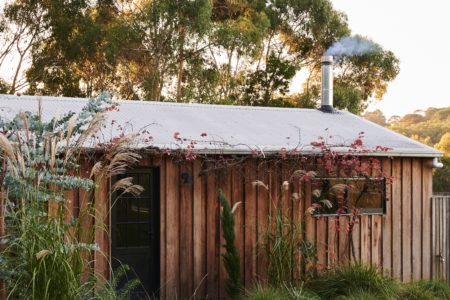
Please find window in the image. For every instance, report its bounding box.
[310,177,386,215]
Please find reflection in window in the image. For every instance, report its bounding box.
[310,177,386,215]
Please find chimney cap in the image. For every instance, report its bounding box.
[322,55,333,64]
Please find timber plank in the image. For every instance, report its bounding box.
[316,216,328,271]
[218,168,232,299]
[304,179,315,272]
[232,165,245,287]
[165,160,180,298]
[160,158,167,299]
[339,216,350,264]
[244,159,257,288]
[360,215,371,264]
[392,158,402,279]
[327,217,337,268]
[402,158,412,282]
[372,215,382,269]
[79,159,93,280]
[412,159,422,281]
[422,159,432,279]
[180,163,193,298]
[206,165,219,299]
[94,176,109,281]
[351,215,361,263]
[193,160,206,298]
[382,158,392,276]
[292,161,302,280]
[256,161,269,283]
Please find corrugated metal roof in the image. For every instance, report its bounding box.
[0,94,442,157]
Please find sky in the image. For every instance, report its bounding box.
[329,0,450,117]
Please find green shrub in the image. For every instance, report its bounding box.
[283,284,320,300]
[219,190,243,299]
[0,94,141,299]
[335,289,386,300]
[398,282,435,300]
[263,207,302,285]
[416,280,450,299]
[246,284,319,300]
[246,284,290,300]
[306,263,399,299]
[399,280,450,300]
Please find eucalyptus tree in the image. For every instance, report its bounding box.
[25,0,119,97]
[0,0,400,113]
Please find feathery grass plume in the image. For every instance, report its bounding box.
[219,190,242,299]
[0,133,16,163]
[252,180,269,190]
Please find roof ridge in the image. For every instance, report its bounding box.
[0,94,328,113]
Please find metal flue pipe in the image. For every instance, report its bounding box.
[320,55,334,113]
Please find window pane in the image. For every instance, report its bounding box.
[116,198,127,222]
[138,198,150,221]
[311,178,385,215]
[140,173,151,197]
[116,224,127,247]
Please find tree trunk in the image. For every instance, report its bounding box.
[176,25,185,102]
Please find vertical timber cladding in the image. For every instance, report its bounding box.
[0,155,436,299]
[155,156,434,299]
[16,155,433,299]
[0,154,437,299]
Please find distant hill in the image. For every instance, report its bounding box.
[363,106,450,192]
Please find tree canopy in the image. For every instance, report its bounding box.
[0,0,399,113]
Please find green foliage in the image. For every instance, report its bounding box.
[243,52,297,106]
[306,263,399,299]
[0,94,139,299]
[244,272,450,300]
[363,109,387,126]
[335,290,386,300]
[388,107,450,146]
[392,107,450,192]
[283,284,320,300]
[436,132,450,156]
[246,284,290,300]
[263,207,303,286]
[245,284,320,300]
[219,190,243,299]
[365,106,450,192]
[398,282,436,300]
[434,157,450,193]
[0,0,399,112]
[421,279,450,299]
[397,280,450,300]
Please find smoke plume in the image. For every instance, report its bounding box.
[325,35,381,59]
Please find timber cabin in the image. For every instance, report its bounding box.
[0,57,444,299]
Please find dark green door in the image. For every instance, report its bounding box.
[111,168,160,299]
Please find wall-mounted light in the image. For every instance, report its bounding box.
[181,172,193,184]
[432,157,444,168]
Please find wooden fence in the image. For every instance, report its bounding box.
[432,194,450,281]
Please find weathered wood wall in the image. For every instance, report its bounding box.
[147,156,434,299]
[1,155,431,299]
